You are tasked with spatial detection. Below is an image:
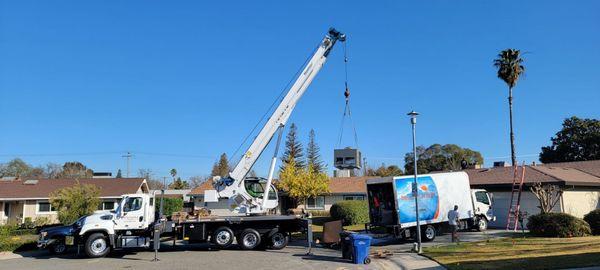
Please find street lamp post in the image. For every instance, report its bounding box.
[407,111,422,254]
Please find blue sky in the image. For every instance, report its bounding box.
[1,1,599,181]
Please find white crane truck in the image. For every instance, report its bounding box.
[366,172,495,241]
[37,28,346,258]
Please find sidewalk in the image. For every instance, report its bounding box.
[386,252,445,270]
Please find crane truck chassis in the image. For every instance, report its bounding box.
[38,192,312,258]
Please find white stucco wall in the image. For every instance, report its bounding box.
[562,189,600,218]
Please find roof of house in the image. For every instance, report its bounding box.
[328,177,378,194]
[189,180,213,196]
[465,160,600,187]
[0,178,148,200]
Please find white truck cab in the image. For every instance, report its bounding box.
[78,193,155,257]
[470,189,496,230]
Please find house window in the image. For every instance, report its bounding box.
[305,196,325,209]
[97,201,116,211]
[343,195,365,201]
[37,202,56,213]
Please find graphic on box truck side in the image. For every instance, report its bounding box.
[394,176,439,223]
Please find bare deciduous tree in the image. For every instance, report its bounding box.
[530,182,563,213]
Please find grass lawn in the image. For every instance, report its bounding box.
[0,234,38,252]
[423,236,600,270]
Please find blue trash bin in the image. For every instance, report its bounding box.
[349,234,372,264]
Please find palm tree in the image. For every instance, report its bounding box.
[494,49,525,166]
[169,168,177,182]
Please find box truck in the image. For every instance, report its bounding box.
[366,172,494,241]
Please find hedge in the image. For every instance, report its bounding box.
[330,200,369,226]
[527,212,591,237]
[155,197,183,216]
[583,209,600,235]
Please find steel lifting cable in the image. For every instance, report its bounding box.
[337,40,360,148]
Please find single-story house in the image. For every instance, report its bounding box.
[0,177,149,225]
[466,160,600,228]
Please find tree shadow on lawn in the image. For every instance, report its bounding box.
[440,252,600,270]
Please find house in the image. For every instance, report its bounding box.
[0,177,149,225]
[465,160,600,228]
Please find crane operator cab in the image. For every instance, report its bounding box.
[225,177,278,215]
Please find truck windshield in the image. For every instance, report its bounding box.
[475,191,490,205]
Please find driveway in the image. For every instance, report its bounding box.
[0,229,511,270]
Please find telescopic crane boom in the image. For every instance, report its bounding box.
[206,28,345,215]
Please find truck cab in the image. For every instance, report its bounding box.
[470,189,495,230]
[77,193,156,257]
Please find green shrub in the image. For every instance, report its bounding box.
[527,213,591,237]
[21,217,34,229]
[330,200,369,226]
[156,197,183,216]
[34,217,51,227]
[583,209,600,235]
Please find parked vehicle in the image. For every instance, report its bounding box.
[366,172,495,241]
[37,216,86,255]
[37,191,307,258]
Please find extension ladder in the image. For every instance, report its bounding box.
[506,164,525,231]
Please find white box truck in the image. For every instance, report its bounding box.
[366,172,495,241]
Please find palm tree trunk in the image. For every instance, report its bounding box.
[508,86,516,166]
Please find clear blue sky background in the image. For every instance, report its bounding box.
[1,1,599,181]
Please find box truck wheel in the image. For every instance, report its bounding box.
[477,217,488,231]
[238,229,261,250]
[421,225,436,242]
[84,233,110,258]
[213,226,234,248]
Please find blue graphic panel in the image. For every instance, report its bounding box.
[394,176,439,223]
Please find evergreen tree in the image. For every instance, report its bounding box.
[116,169,122,178]
[281,123,304,171]
[169,177,190,190]
[211,153,230,177]
[306,129,325,173]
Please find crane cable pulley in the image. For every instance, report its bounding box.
[337,41,360,148]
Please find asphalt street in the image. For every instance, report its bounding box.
[0,230,511,270]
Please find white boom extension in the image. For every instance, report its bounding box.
[206,28,345,215]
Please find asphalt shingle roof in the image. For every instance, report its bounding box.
[0,178,147,200]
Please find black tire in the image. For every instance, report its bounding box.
[84,233,110,258]
[364,257,371,264]
[212,226,234,248]
[268,232,289,250]
[477,217,488,231]
[238,228,261,250]
[48,239,67,255]
[421,225,436,242]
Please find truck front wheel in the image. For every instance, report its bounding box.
[84,233,110,258]
[422,225,436,242]
[477,217,488,231]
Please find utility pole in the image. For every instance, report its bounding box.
[160,176,167,217]
[407,111,422,254]
[363,157,367,176]
[122,151,133,177]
